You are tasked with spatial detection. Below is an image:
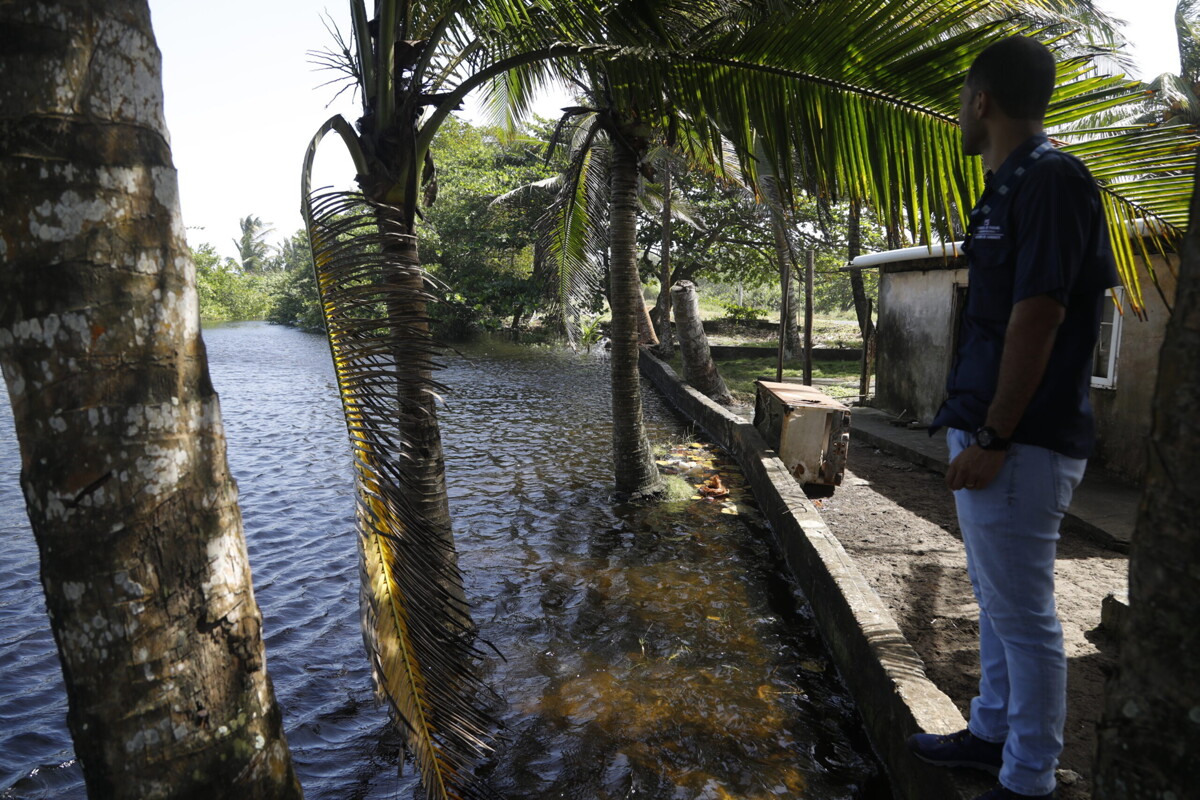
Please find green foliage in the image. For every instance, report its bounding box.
[192,243,274,321]
[720,301,767,324]
[669,353,861,402]
[266,230,324,331]
[419,116,565,336]
[579,313,605,351]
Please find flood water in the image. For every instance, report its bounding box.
[0,322,883,799]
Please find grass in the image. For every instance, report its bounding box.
[700,318,862,349]
[667,354,862,404]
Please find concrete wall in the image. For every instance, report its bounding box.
[1091,254,1178,481]
[868,250,1176,482]
[874,265,968,424]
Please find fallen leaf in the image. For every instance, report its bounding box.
[698,474,729,499]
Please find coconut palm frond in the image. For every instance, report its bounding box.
[536,119,609,346]
[1177,0,1200,84]
[302,185,499,800]
[1044,60,1198,313]
[490,174,562,207]
[638,177,703,230]
[590,2,1193,299]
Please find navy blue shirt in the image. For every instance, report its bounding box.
[931,134,1119,459]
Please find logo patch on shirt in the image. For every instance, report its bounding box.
[974,218,1004,241]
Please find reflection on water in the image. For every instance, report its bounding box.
[0,323,882,799]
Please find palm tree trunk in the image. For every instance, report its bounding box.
[0,3,301,797]
[1092,163,1200,800]
[608,136,664,497]
[760,174,800,357]
[378,212,470,628]
[671,281,734,405]
[650,161,675,358]
[847,201,876,400]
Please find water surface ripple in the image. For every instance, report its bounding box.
[0,322,881,799]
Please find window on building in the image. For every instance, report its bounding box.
[1091,287,1123,388]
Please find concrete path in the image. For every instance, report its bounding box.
[849,408,1137,552]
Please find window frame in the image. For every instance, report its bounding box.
[1091,286,1123,389]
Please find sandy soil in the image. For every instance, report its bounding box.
[816,440,1129,800]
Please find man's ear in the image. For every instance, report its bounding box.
[974,89,992,119]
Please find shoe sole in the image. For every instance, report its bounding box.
[911,752,1001,776]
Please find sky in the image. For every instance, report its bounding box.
[147,0,1184,260]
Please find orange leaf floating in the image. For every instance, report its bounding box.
[697,474,729,499]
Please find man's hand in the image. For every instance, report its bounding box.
[946,445,1007,491]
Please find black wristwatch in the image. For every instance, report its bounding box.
[974,425,1011,451]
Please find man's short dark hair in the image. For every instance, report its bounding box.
[966,35,1056,120]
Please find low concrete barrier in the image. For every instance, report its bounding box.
[639,347,981,800]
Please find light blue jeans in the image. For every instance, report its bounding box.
[947,428,1086,796]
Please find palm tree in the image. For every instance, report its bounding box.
[299,2,1197,796]
[539,0,1195,476]
[0,2,301,797]
[1092,153,1200,800]
[233,214,275,272]
[298,4,643,797]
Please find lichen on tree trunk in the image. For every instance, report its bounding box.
[0,2,301,797]
[1092,158,1200,800]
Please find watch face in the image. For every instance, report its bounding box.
[976,427,994,447]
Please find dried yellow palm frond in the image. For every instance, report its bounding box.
[302,184,500,800]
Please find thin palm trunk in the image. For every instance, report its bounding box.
[760,174,800,357]
[1093,159,1200,800]
[379,210,469,627]
[608,136,664,497]
[651,161,675,358]
[0,2,300,796]
[847,201,876,400]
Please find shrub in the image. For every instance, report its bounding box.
[721,302,768,324]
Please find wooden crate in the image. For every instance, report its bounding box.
[752,380,850,495]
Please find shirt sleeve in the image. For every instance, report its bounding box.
[1010,159,1098,306]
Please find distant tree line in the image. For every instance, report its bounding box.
[194,117,886,334]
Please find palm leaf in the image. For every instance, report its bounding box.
[301,113,499,798]
[585,2,1194,309]
[535,115,610,345]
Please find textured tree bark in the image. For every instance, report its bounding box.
[650,161,675,358]
[379,215,470,629]
[671,282,734,405]
[608,135,664,497]
[0,2,301,797]
[759,174,800,357]
[636,293,660,346]
[1092,162,1200,799]
[846,201,876,400]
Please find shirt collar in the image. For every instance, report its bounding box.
[986,133,1050,187]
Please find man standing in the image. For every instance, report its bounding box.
[908,36,1118,800]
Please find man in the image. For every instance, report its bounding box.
[907,36,1118,800]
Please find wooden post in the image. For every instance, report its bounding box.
[777,247,791,383]
[859,298,875,402]
[803,249,814,386]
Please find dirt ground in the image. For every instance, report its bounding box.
[816,439,1129,800]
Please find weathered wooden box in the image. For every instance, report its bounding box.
[752,380,850,496]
